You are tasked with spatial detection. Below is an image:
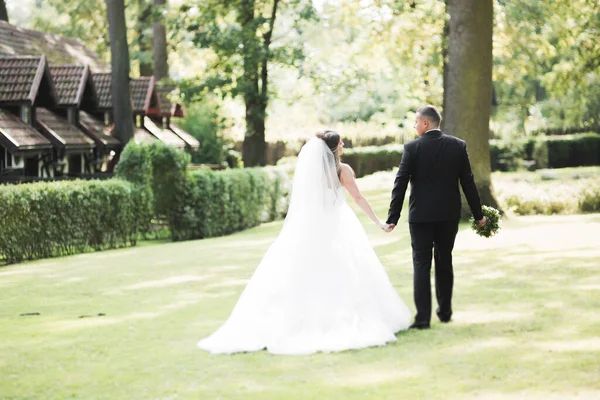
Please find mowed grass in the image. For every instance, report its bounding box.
[1,178,600,399]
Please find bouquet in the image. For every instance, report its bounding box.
[470,205,501,238]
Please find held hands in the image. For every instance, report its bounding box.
[377,220,396,233]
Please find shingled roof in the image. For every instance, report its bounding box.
[36,108,95,151]
[78,111,121,150]
[50,65,97,108]
[134,127,158,145]
[146,85,176,117]
[92,72,112,110]
[168,122,200,151]
[143,117,186,149]
[0,21,108,71]
[130,76,155,114]
[0,108,52,153]
[0,55,57,106]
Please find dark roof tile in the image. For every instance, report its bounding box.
[36,108,95,149]
[49,65,87,106]
[130,77,154,113]
[92,72,112,110]
[0,56,42,104]
[0,108,52,152]
[78,111,121,149]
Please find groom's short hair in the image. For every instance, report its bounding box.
[417,105,442,127]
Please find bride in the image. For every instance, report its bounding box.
[197,130,411,355]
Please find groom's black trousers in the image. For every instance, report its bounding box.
[409,220,460,324]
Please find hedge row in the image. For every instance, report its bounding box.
[343,144,404,178]
[0,179,151,264]
[490,133,600,171]
[116,142,290,242]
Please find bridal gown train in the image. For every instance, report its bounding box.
[197,138,411,355]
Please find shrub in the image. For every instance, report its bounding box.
[0,179,150,264]
[489,138,535,171]
[579,184,600,212]
[115,141,290,242]
[533,133,600,169]
[343,144,404,178]
[147,142,190,220]
[497,179,600,216]
[167,167,290,241]
[114,142,154,234]
[177,100,229,165]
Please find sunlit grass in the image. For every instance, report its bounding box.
[1,182,599,399]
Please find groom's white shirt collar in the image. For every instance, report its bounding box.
[424,128,441,134]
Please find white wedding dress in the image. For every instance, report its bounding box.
[197,138,411,355]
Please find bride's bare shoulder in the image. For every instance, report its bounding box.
[340,163,356,179]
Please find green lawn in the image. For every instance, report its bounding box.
[1,184,600,399]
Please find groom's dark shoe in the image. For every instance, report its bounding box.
[436,308,452,323]
[409,322,430,330]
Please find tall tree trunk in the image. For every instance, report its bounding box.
[106,0,134,143]
[137,0,154,76]
[441,0,449,117]
[0,0,9,22]
[239,0,265,167]
[445,0,500,212]
[152,0,169,81]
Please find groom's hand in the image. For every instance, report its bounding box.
[476,216,487,229]
[385,224,396,233]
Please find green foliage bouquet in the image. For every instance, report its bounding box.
[471,205,501,238]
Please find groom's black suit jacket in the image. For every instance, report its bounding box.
[387,129,484,225]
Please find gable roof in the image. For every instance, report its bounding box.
[50,65,97,108]
[78,110,121,150]
[91,72,112,110]
[168,122,200,151]
[36,107,95,151]
[0,108,52,153]
[130,76,155,114]
[0,55,58,106]
[0,21,108,71]
[147,85,176,117]
[143,117,186,149]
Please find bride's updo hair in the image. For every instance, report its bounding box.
[316,130,341,176]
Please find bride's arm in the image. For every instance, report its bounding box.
[340,164,387,229]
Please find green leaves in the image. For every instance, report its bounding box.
[0,179,151,264]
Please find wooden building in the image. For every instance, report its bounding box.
[50,65,120,172]
[0,56,56,178]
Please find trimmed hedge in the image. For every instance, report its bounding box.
[490,133,600,171]
[115,141,291,242]
[0,179,151,264]
[533,133,600,169]
[166,168,289,241]
[343,144,404,178]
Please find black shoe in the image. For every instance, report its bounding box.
[409,322,430,330]
[436,309,452,323]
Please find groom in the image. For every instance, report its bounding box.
[385,105,487,329]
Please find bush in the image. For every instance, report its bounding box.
[167,167,290,241]
[533,133,600,169]
[114,142,154,234]
[491,133,600,171]
[579,185,600,212]
[343,144,404,178]
[147,142,190,220]
[489,138,535,171]
[497,179,600,216]
[115,141,290,242]
[177,100,229,165]
[0,179,150,264]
